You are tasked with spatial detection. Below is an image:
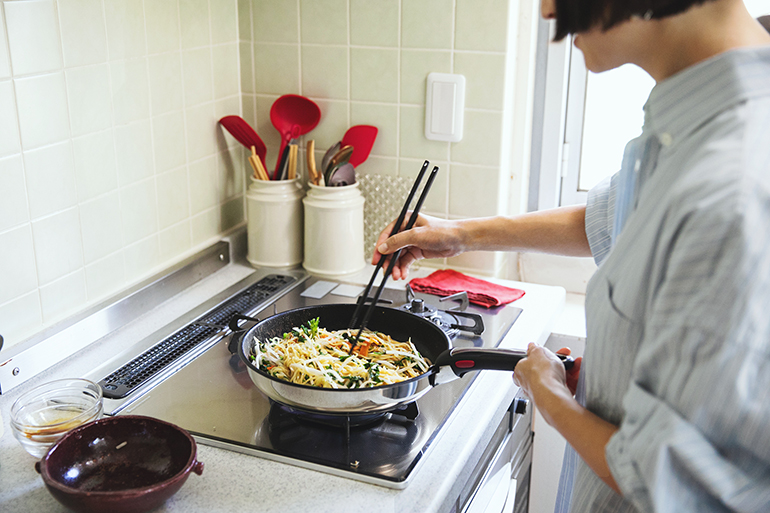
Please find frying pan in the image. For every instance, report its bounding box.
[228,304,573,415]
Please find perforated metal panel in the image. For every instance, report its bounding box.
[99,274,296,399]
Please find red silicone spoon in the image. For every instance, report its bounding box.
[270,95,321,179]
[341,125,378,167]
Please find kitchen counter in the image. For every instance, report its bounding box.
[0,247,565,513]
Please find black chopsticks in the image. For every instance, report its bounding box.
[348,162,440,348]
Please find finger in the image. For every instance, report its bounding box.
[555,347,572,356]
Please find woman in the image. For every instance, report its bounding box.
[374,1,770,511]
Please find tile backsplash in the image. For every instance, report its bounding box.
[0,0,536,348]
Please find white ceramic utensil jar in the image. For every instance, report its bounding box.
[303,183,365,277]
[246,177,304,268]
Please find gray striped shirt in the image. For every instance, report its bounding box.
[558,45,770,512]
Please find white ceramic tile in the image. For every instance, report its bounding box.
[23,141,78,219]
[252,0,298,43]
[0,155,29,232]
[351,48,398,103]
[400,49,452,105]
[304,99,348,157]
[450,110,502,166]
[212,44,239,99]
[39,269,87,324]
[156,166,189,229]
[65,64,112,137]
[216,147,243,199]
[79,191,123,263]
[185,102,217,161]
[4,0,63,75]
[120,178,158,244]
[148,52,183,115]
[299,0,347,45]
[145,0,181,54]
[0,6,13,78]
[454,52,506,110]
[220,195,243,231]
[447,250,505,274]
[182,47,213,106]
[237,0,251,41]
[104,0,147,59]
[350,0,399,47]
[188,155,218,214]
[455,0,508,52]
[110,59,151,125]
[114,119,154,185]
[254,43,300,95]
[84,252,125,301]
[0,224,38,304]
[239,42,253,95]
[31,207,84,285]
[152,111,187,173]
[350,102,397,157]
[190,207,219,245]
[14,72,70,149]
[399,105,449,161]
[72,130,119,201]
[123,236,160,282]
[301,45,347,100]
[401,0,453,49]
[159,221,192,261]
[210,0,237,44]
[0,80,21,157]
[58,0,108,67]
[0,292,43,346]
[448,163,501,217]
[179,0,210,49]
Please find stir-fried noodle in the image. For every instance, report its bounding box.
[250,318,431,388]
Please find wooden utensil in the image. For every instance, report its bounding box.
[306,140,319,185]
[288,144,298,180]
[249,146,269,180]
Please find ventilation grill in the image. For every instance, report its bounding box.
[99,274,296,399]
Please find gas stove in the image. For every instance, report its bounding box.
[90,268,521,489]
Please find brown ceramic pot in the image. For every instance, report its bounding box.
[35,415,203,513]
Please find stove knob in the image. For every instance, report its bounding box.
[410,298,425,313]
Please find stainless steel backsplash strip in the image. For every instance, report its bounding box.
[0,241,232,394]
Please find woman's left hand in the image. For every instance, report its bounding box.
[513,343,572,406]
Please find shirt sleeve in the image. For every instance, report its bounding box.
[604,180,770,512]
[585,173,618,267]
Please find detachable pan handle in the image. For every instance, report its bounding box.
[431,347,574,383]
[226,314,260,354]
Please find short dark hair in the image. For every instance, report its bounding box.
[553,0,717,40]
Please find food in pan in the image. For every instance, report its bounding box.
[250,318,432,388]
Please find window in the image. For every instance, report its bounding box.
[530,0,770,211]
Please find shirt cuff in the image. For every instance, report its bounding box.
[585,175,615,266]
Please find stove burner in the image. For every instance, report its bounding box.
[398,290,485,337]
[263,402,426,477]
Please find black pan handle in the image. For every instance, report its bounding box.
[226,314,259,354]
[434,347,574,380]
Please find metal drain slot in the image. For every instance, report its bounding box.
[99,274,296,399]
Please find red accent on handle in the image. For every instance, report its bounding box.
[455,360,476,369]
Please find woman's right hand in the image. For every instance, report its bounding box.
[372,213,465,280]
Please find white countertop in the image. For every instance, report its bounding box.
[0,261,565,513]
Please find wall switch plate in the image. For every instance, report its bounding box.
[425,72,465,142]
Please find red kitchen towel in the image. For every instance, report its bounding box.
[409,269,525,308]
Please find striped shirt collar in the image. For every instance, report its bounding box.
[643,45,770,146]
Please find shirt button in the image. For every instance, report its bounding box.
[660,132,673,146]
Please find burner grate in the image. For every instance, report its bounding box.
[99,274,296,399]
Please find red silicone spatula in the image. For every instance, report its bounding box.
[219,116,268,171]
[341,125,378,168]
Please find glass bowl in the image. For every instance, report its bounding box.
[10,378,103,458]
